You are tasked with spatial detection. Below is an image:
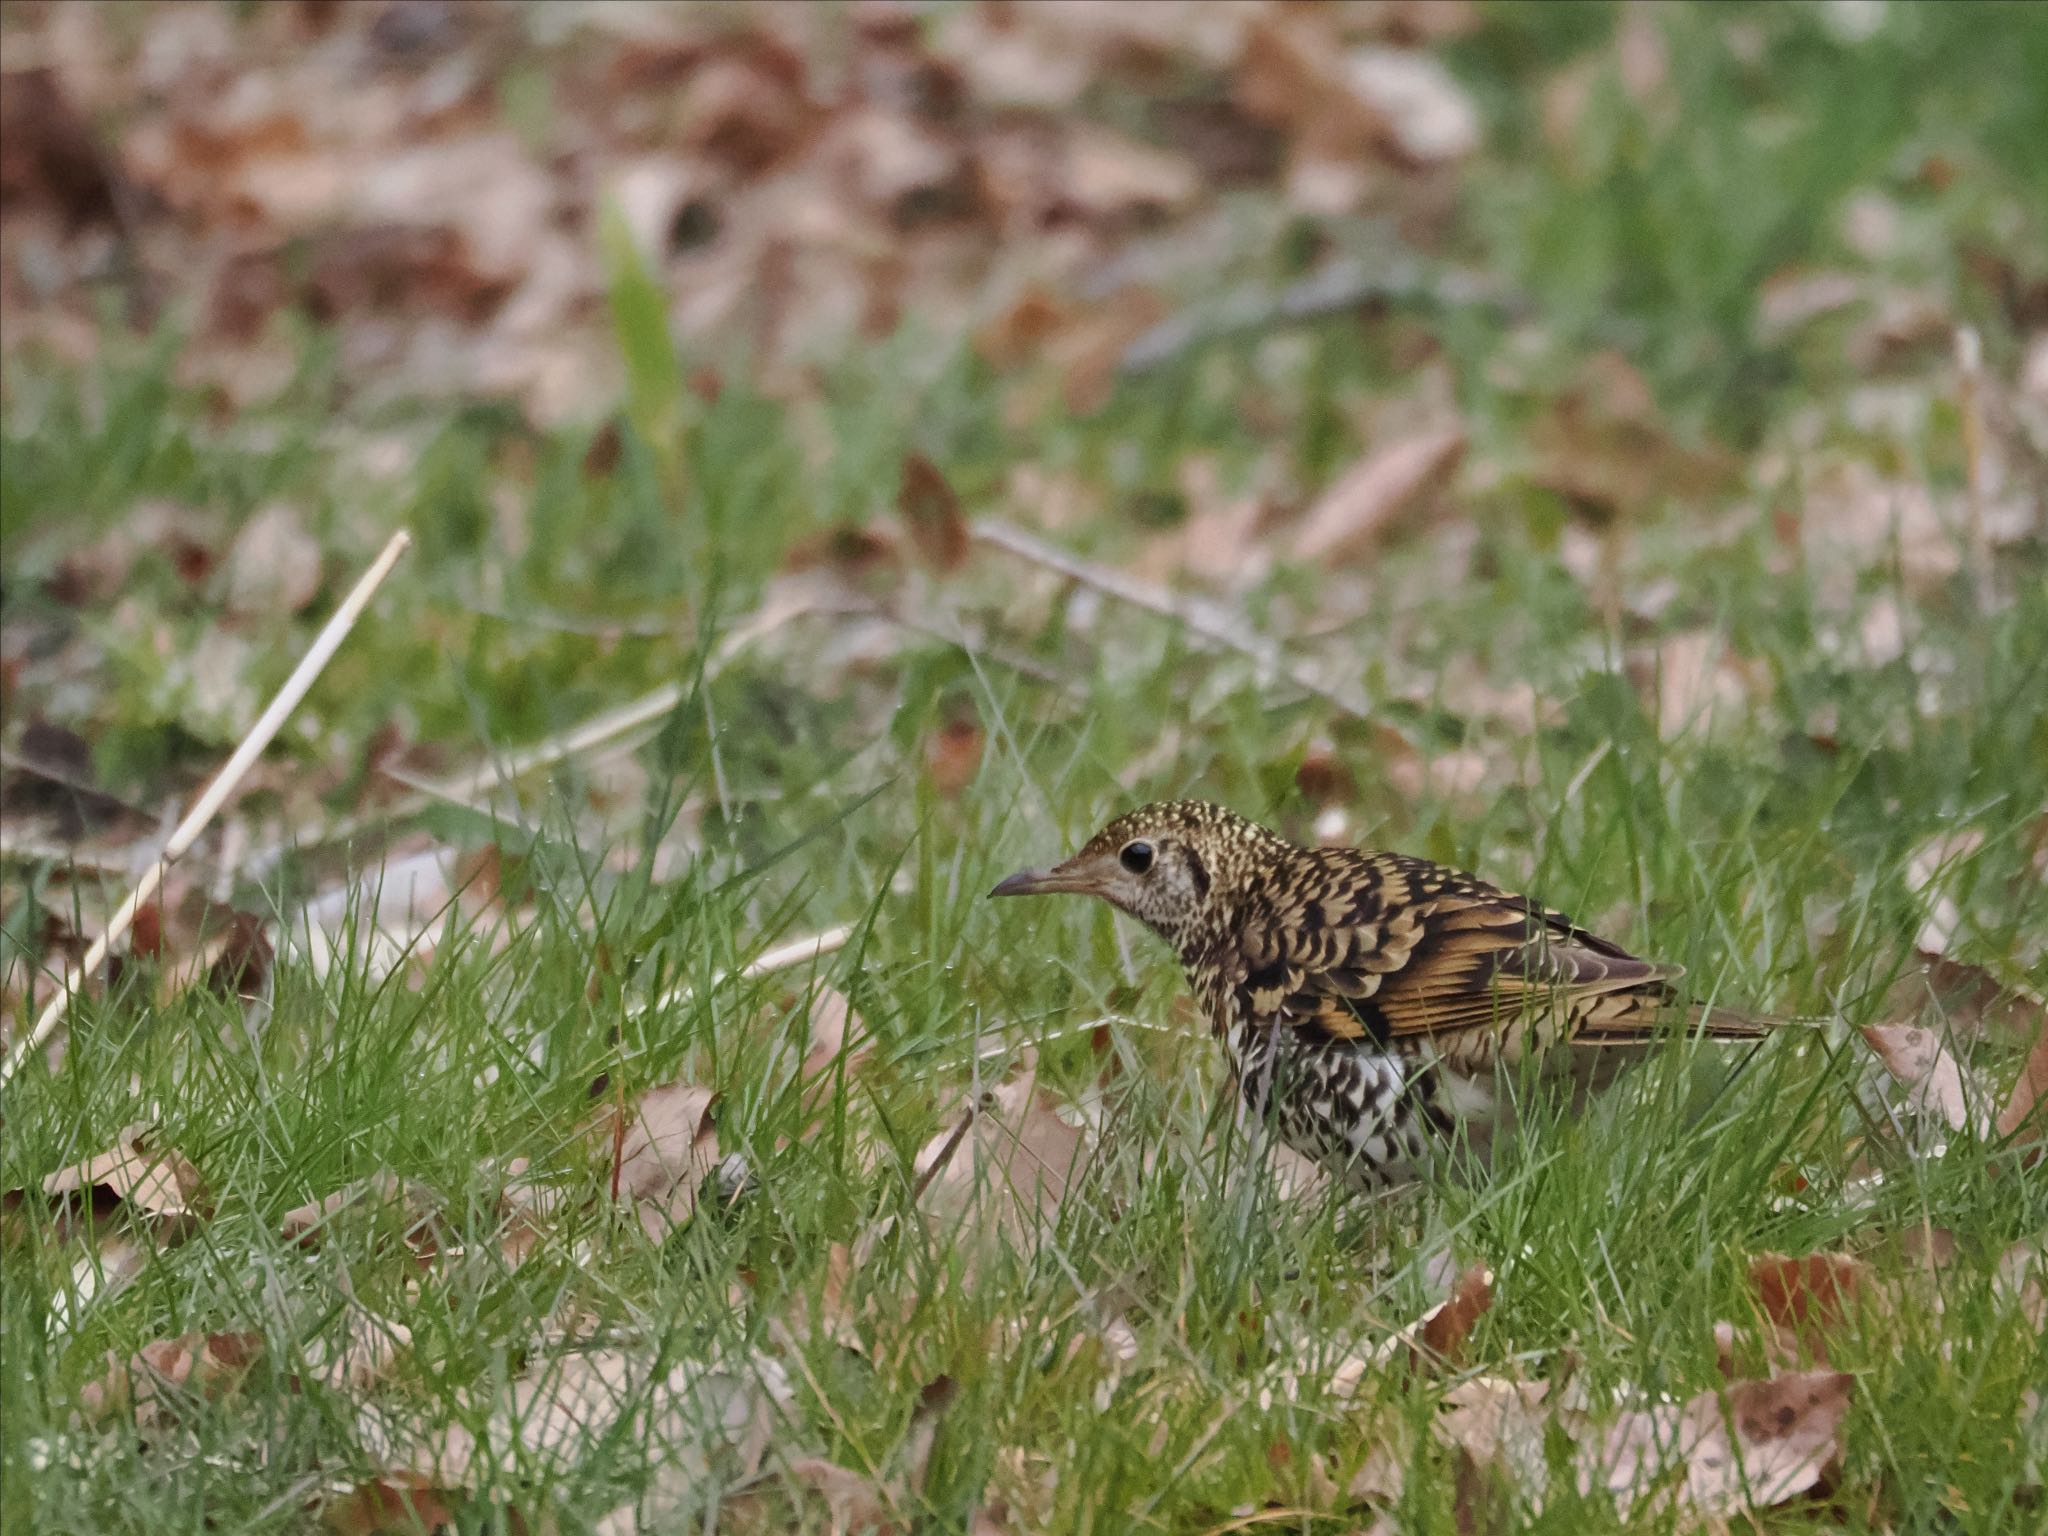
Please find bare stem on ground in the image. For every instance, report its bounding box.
[2,531,414,1087]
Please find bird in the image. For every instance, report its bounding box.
[990,800,1786,1190]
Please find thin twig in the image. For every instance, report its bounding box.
[246,589,830,878]
[633,922,856,1022]
[972,519,1374,719]
[1117,253,1516,377]
[2,531,413,1087]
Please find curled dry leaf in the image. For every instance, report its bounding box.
[1417,1264,1495,1364]
[1861,1022,1995,1138]
[322,1473,460,1536]
[898,453,970,573]
[610,1080,721,1238]
[1748,1251,1873,1362]
[1289,426,1466,564]
[1328,1262,1495,1402]
[155,908,274,1009]
[1994,1013,2048,1146]
[40,1124,208,1225]
[1750,1251,1870,1335]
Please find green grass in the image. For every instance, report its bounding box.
[5,3,2048,1532]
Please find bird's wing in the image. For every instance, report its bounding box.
[1231,852,1680,1049]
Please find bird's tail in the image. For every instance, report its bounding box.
[1577,997,1825,1044]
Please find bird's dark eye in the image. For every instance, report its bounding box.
[1119,840,1155,875]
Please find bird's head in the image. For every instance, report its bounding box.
[989,800,1287,951]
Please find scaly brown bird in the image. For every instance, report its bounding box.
[991,800,1784,1190]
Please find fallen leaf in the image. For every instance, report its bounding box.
[1861,1022,1995,1137]
[1579,1371,1852,1521]
[223,502,324,618]
[595,1350,795,1532]
[1289,426,1466,564]
[1997,1018,2048,1142]
[40,1125,208,1224]
[155,908,274,1008]
[1057,125,1200,223]
[485,1155,562,1268]
[912,1050,1094,1252]
[1341,48,1481,166]
[1437,1375,1551,1491]
[1237,14,1478,167]
[897,454,970,573]
[322,1472,460,1536]
[924,714,984,797]
[1904,829,1984,961]
[1417,1264,1494,1364]
[1748,1251,1872,1361]
[1632,629,1768,740]
[301,1309,413,1393]
[1528,350,1734,520]
[78,1330,264,1426]
[281,1172,447,1264]
[611,1080,721,1239]
[1994,1235,2047,1329]
[785,1457,894,1531]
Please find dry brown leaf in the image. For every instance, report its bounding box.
[1341,48,1481,166]
[1289,426,1466,564]
[898,454,970,573]
[41,1124,207,1224]
[797,1240,865,1354]
[1997,1018,2048,1141]
[1749,1251,1870,1335]
[486,1155,560,1268]
[913,1051,1094,1250]
[611,1080,721,1239]
[281,1172,446,1264]
[1437,1377,1551,1504]
[1417,1264,1495,1364]
[1995,1235,2047,1329]
[1632,629,1768,740]
[924,714,985,798]
[1748,1251,1872,1361]
[78,1329,263,1425]
[1905,829,1984,961]
[1528,350,1734,519]
[1328,1262,1495,1402]
[155,908,274,1009]
[785,1457,894,1532]
[322,1472,460,1536]
[1058,126,1200,222]
[1861,1022,1995,1137]
[222,501,324,617]
[1578,1370,1852,1521]
[301,1309,413,1393]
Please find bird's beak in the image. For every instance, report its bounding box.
[988,856,1101,899]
